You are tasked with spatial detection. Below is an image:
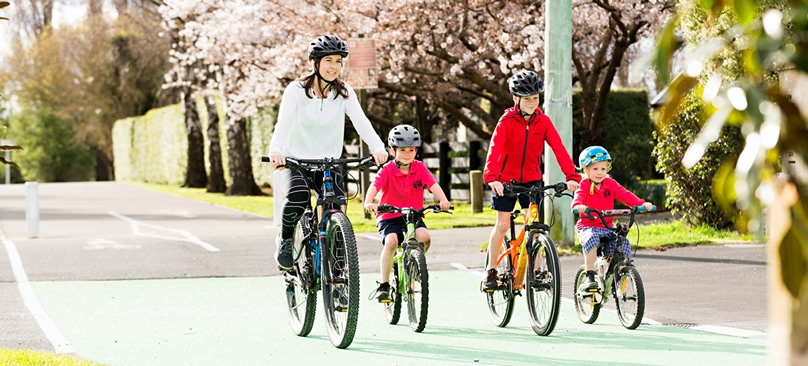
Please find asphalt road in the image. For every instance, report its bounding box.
[0,182,767,365]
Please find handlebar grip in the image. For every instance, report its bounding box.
[261,156,270,162]
[636,205,657,212]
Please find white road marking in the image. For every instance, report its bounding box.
[151,208,196,218]
[109,211,220,252]
[355,233,378,241]
[450,261,764,337]
[3,239,74,353]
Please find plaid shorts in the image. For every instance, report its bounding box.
[577,226,632,260]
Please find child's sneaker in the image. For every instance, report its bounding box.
[579,270,599,292]
[375,282,391,302]
[483,268,498,290]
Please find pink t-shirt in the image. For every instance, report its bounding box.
[373,160,437,223]
[571,177,645,230]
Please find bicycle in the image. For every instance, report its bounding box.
[482,181,570,336]
[261,155,375,349]
[373,204,453,332]
[571,205,655,330]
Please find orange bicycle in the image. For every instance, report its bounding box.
[482,182,570,336]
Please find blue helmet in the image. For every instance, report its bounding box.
[579,146,612,169]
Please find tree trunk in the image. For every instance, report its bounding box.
[205,96,226,193]
[183,91,207,188]
[225,116,262,196]
[91,145,114,181]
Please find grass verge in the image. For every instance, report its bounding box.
[0,349,101,366]
[130,182,497,233]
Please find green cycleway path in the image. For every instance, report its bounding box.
[31,271,765,365]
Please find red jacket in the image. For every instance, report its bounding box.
[483,106,581,184]
[571,177,646,230]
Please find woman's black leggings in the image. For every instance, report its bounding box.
[280,169,346,239]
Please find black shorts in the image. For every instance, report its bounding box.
[490,180,543,212]
[377,215,427,246]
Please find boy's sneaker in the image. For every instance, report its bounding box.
[579,270,599,293]
[274,234,294,271]
[375,282,391,302]
[483,268,499,291]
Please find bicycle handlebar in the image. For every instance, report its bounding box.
[260,155,376,170]
[572,206,657,233]
[376,204,454,216]
[502,182,568,197]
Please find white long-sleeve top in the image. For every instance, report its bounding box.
[268,81,385,159]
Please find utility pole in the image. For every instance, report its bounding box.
[544,0,575,247]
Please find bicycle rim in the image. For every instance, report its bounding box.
[573,265,601,324]
[615,265,645,330]
[485,240,515,327]
[320,212,360,348]
[285,220,317,336]
[525,233,561,336]
[406,248,429,332]
[384,263,402,325]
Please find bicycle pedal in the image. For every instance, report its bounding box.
[379,299,392,303]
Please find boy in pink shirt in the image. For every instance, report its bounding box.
[571,146,654,292]
[364,125,451,301]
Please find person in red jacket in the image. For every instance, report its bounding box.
[482,70,581,290]
[571,146,654,292]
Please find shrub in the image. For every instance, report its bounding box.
[652,91,743,229]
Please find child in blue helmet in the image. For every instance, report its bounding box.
[571,146,654,291]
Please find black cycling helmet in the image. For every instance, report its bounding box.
[308,35,349,60]
[508,70,544,97]
[388,124,422,148]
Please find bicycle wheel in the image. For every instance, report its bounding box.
[405,247,429,332]
[525,232,561,336]
[285,219,317,336]
[484,238,515,327]
[320,211,360,348]
[614,265,645,330]
[384,262,402,325]
[573,265,601,324]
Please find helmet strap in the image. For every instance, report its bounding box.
[395,160,411,169]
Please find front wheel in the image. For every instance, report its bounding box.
[573,265,601,324]
[321,212,360,348]
[405,247,429,332]
[484,238,515,327]
[525,232,561,336]
[615,265,645,330]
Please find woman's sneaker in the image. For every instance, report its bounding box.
[274,234,294,271]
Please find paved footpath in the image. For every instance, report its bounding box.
[0,182,767,365]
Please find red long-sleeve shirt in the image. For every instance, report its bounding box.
[571,177,646,230]
[483,107,581,184]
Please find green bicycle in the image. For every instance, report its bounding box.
[375,204,453,332]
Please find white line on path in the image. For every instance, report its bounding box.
[2,239,74,353]
[355,233,378,241]
[109,211,220,252]
[449,262,765,338]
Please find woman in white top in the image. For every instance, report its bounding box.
[268,34,388,270]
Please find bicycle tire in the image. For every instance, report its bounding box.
[484,238,515,327]
[525,232,561,336]
[406,247,429,332]
[320,212,360,349]
[285,219,317,336]
[615,265,645,330]
[384,262,402,325]
[573,265,601,324]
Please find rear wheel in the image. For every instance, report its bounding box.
[405,247,429,332]
[321,212,360,349]
[285,219,316,336]
[484,238,515,327]
[383,261,402,325]
[573,265,601,324]
[615,265,645,330]
[525,232,561,336]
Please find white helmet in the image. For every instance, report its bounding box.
[388,124,422,148]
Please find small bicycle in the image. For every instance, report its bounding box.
[374,204,453,333]
[571,205,655,330]
[483,182,570,336]
[261,155,375,349]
